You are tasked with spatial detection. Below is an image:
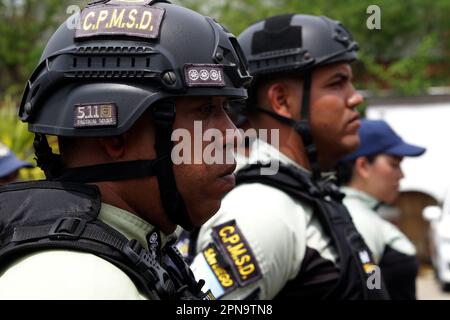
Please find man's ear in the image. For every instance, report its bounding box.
[266,82,294,119]
[354,156,372,180]
[100,136,126,160]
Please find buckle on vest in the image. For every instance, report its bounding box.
[49,217,87,240]
[123,239,158,283]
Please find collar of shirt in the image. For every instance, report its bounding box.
[245,139,337,180]
[248,139,309,172]
[98,203,174,251]
[340,187,381,211]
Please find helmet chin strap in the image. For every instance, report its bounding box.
[256,70,321,180]
[150,100,193,231]
[33,101,194,231]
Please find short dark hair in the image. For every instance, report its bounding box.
[336,155,377,186]
[246,72,304,116]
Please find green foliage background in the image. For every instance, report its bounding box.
[0,97,43,180]
[0,0,449,180]
[178,0,449,95]
[1,0,449,98]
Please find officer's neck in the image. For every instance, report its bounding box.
[95,181,177,234]
[279,144,336,172]
[258,121,335,172]
[279,144,310,170]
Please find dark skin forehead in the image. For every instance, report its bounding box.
[175,96,228,109]
[255,62,354,102]
[313,63,353,84]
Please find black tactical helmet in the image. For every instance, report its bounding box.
[238,14,358,83]
[237,14,359,179]
[19,0,251,230]
[20,0,251,136]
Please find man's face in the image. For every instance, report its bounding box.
[309,63,363,165]
[172,96,239,227]
[113,97,238,230]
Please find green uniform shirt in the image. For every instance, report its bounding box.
[341,187,416,263]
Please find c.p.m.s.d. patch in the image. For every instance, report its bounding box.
[75,2,165,40]
[211,219,262,287]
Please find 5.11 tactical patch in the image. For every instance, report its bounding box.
[73,102,117,128]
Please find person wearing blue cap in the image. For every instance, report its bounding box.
[338,119,426,300]
[0,143,33,184]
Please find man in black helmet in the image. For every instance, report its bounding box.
[0,0,251,299]
[186,14,389,299]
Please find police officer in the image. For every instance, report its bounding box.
[186,14,389,300]
[0,0,251,299]
[339,119,426,299]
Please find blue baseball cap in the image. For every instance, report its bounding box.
[0,144,34,178]
[344,119,426,162]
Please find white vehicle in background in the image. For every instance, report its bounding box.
[367,92,450,291]
[366,93,450,204]
[423,189,450,291]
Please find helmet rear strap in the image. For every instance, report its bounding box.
[33,134,63,180]
[254,70,321,180]
[300,71,321,180]
[151,100,193,231]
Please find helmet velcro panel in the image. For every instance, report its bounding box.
[240,14,359,79]
[251,14,302,55]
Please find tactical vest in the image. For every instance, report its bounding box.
[235,163,390,300]
[379,246,419,300]
[0,181,211,300]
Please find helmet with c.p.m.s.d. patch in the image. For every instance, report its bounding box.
[19,0,252,230]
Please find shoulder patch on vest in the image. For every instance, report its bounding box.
[211,219,262,287]
[190,243,238,299]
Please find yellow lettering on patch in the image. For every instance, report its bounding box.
[212,265,234,288]
[83,11,96,31]
[76,6,164,40]
[95,10,109,30]
[220,226,241,244]
[212,221,262,286]
[139,10,152,30]
[219,226,235,237]
[204,248,217,265]
[227,242,247,258]
[239,264,255,276]
[227,243,254,278]
[203,246,235,289]
[235,254,250,267]
[126,9,138,28]
[108,8,125,28]
[224,234,240,244]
